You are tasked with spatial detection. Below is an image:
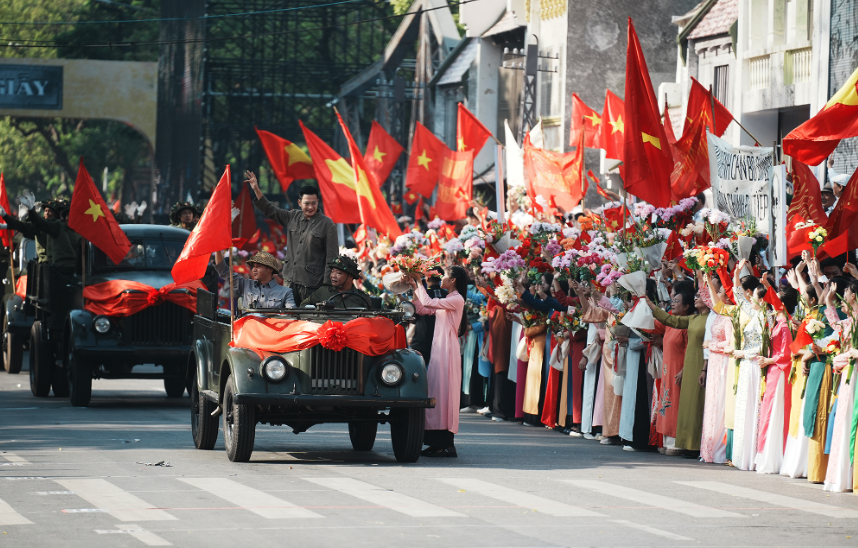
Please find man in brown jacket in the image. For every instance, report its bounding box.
[245,170,338,304]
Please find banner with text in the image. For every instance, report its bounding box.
[707,133,776,230]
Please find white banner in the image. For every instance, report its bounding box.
[707,133,775,231]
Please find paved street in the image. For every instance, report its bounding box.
[1,358,857,548]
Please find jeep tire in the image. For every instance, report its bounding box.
[29,321,52,397]
[348,421,378,451]
[191,375,218,450]
[164,376,186,398]
[390,407,425,463]
[3,331,23,374]
[67,352,92,407]
[223,375,255,462]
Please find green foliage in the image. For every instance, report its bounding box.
[0,0,158,203]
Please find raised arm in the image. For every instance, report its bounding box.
[646,297,691,330]
[412,280,464,311]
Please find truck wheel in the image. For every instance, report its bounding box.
[390,407,425,463]
[164,377,186,398]
[191,377,218,450]
[3,331,23,374]
[223,375,255,462]
[348,421,378,451]
[51,364,70,397]
[68,353,92,407]
[29,321,52,397]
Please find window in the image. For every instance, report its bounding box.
[713,65,729,106]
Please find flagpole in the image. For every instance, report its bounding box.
[228,247,235,341]
[8,240,16,297]
[81,239,86,288]
[495,144,506,224]
[621,189,627,249]
[581,115,586,210]
[708,84,762,145]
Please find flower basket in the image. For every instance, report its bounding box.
[618,270,654,329]
[381,272,411,295]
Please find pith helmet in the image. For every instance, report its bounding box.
[329,255,361,278]
[246,251,279,274]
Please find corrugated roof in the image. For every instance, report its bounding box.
[687,0,738,39]
[436,40,480,86]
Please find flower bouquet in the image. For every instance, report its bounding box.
[494,275,518,305]
[807,223,827,257]
[525,256,554,284]
[654,197,698,232]
[391,230,429,257]
[683,245,730,274]
[528,221,563,245]
[481,248,527,279]
[617,270,653,330]
[699,208,731,241]
[388,254,440,275]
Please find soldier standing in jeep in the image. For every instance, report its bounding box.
[244,170,338,304]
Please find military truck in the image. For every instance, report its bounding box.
[189,290,432,462]
[3,238,36,374]
[27,225,195,406]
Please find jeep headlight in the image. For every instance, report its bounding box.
[261,356,290,383]
[399,301,416,320]
[379,361,404,387]
[93,316,111,334]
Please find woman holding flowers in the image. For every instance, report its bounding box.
[821,273,858,492]
[730,259,767,471]
[404,266,468,457]
[700,273,733,463]
[645,284,711,454]
[754,275,795,474]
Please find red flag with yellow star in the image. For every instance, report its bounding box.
[588,170,612,200]
[0,173,13,247]
[622,18,674,208]
[683,78,733,137]
[255,127,315,191]
[406,122,448,198]
[300,121,361,224]
[784,66,858,165]
[435,149,474,221]
[569,93,601,148]
[523,136,585,215]
[403,189,421,205]
[669,112,711,201]
[171,166,233,284]
[336,112,402,239]
[364,121,404,187]
[68,158,132,265]
[599,90,625,160]
[456,103,492,154]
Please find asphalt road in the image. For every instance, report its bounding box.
[1,358,857,548]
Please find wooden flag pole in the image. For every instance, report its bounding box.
[228,247,235,341]
[495,144,506,224]
[7,240,16,297]
[708,84,762,145]
[581,115,587,210]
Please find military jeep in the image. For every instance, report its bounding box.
[28,225,195,406]
[189,289,433,463]
[3,238,37,374]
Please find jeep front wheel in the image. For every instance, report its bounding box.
[223,375,255,462]
[29,321,52,397]
[389,407,425,463]
[348,421,378,451]
[191,375,218,450]
[68,353,92,407]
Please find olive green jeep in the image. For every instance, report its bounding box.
[188,289,433,462]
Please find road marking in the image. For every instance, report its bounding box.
[563,480,745,518]
[118,523,172,546]
[610,519,692,541]
[0,497,33,525]
[1,453,30,465]
[676,481,858,519]
[437,479,606,517]
[35,491,75,495]
[63,509,109,513]
[178,478,323,519]
[55,479,177,522]
[305,477,466,518]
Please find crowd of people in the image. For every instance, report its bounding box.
[322,182,858,492]
[8,164,858,492]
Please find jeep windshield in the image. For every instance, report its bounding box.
[93,239,186,271]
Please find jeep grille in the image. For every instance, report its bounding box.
[122,302,192,346]
[309,346,364,394]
